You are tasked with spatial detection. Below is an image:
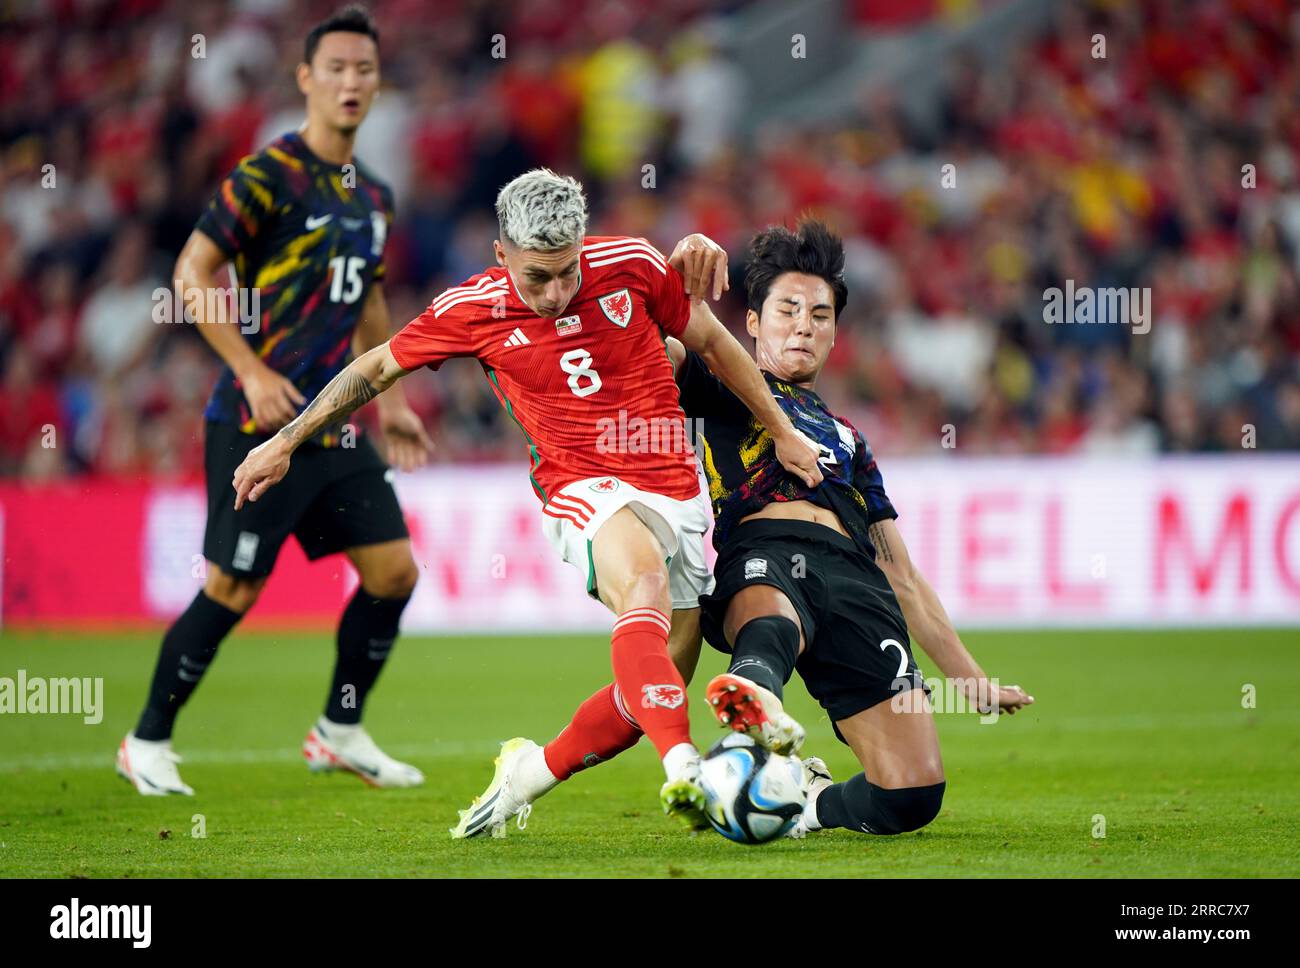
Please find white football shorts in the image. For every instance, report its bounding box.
[540,475,715,610]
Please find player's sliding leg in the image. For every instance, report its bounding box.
[303,539,424,788]
[450,610,702,839]
[795,690,946,837]
[118,565,264,795]
[705,584,808,756]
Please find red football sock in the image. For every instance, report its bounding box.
[542,683,642,781]
[609,607,692,758]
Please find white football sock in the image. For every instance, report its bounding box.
[319,716,361,738]
[129,733,169,749]
[516,745,560,801]
[661,742,699,782]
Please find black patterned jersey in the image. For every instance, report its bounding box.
[194,130,394,446]
[676,349,897,559]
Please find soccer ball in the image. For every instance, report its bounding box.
[699,733,806,844]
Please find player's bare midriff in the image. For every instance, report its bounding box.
[740,499,850,538]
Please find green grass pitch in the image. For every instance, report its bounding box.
[1,628,1297,878]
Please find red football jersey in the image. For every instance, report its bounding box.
[390,236,700,502]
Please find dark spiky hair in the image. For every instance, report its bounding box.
[744,219,848,318]
[304,5,379,65]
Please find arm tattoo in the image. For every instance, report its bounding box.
[869,523,894,563]
[278,368,379,445]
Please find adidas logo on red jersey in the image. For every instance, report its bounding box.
[503,327,531,348]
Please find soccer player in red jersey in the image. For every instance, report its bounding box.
[232,169,822,830]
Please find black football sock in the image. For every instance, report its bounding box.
[324,587,410,725]
[134,591,243,741]
[815,772,946,834]
[728,615,801,700]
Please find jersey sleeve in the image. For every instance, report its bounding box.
[389,283,482,371]
[640,244,691,337]
[194,155,278,257]
[853,435,898,523]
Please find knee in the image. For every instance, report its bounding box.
[872,780,945,834]
[361,555,419,600]
[734,614,801,653]
[612,566,671,614]
[204,568,267,614]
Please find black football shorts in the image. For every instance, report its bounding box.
[203,419,409,578]
[698,518,928,738]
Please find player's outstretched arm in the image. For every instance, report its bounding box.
[679,300,823,487]
[231,343,409,509]
[868,517,1035,716]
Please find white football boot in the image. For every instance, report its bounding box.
[302,718,424,788]
[451,737,557,839]
[787,755,833,839]
[116,733,194,796]
[705,672,806,756]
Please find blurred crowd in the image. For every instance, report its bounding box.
[1,0,1298,480]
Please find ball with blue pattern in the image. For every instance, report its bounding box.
[699,733,806,844]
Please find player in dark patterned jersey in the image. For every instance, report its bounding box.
[118,6,433,796]
[670,219,1034,837]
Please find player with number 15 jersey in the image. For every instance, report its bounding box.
[121,8,434,800]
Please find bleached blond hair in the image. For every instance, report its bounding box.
[495,168,588,251]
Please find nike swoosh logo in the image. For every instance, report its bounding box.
[306,214,333,230]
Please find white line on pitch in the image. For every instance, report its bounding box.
[0,741,503,773]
